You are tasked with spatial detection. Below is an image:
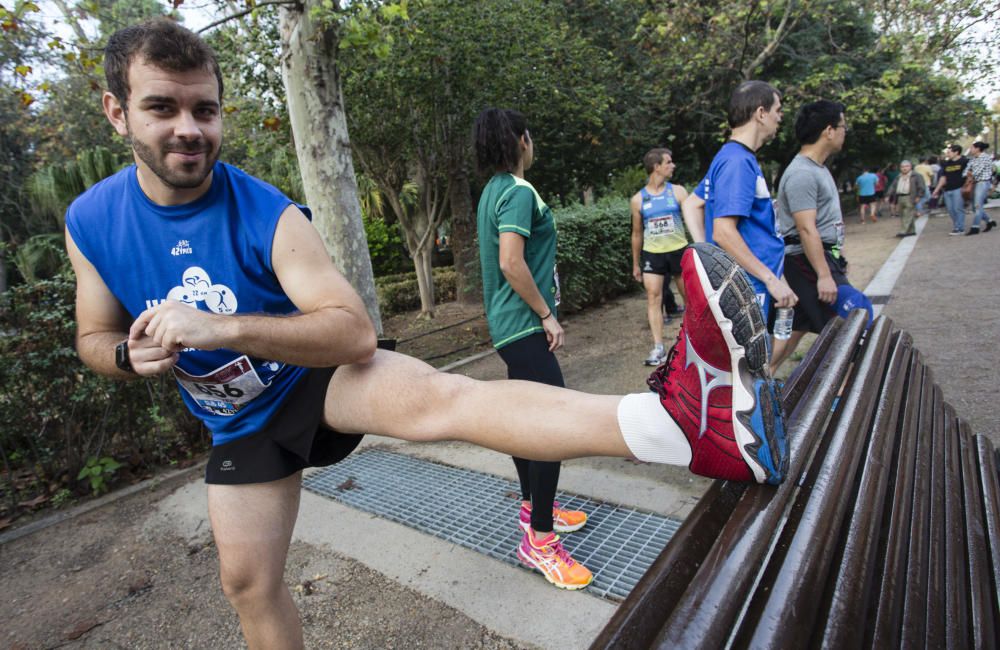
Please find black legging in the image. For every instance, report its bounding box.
[497,332,564,533]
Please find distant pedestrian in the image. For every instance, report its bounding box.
[884,163,900,218]
[855,168,879,223]
[913,157,934,216]
[932,144,969,235]
[966,141,997,235]
[886,160,926,237]
[631,147,690,366]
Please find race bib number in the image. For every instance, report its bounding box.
[835,222,845,247]
[174,355,267,417]
[646,215,675,237]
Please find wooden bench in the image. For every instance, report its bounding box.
[592,311,1000,649]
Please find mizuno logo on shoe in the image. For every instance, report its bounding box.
[684,333,732,438]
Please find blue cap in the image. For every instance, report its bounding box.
[835,285,873,327]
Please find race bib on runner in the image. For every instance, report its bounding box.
[646,215,675,237]
[174,355,268,417]
[553,264,562,307]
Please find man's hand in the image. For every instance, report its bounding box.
[766,275,798,308]
[130,300,231,353]
[633,265,643,282]
[128,335,180,376]
[816,275,837,304]
[542,315,565,352]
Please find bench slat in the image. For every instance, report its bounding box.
[818,329,911,649]
[943,403,969,648]
[900,359,935,646]
[975,434,1000,649]
[869,347,924,648]
[959,421,996,649]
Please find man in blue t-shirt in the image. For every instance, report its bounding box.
[855,168,879,224]
[681,80,797,331]
[64,19,789,647]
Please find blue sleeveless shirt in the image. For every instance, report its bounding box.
[639,183,686,253]
[65,162,310,445]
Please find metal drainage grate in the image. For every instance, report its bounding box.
[303,449,681,600]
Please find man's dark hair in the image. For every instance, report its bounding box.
[868,167,878,173]
[105,18,223,108]
[949,144,963,155]
[643,148,672,174]
[929,155,939,164]
[793,100,846,145]
[973,141,990,152]
[727,80,781,128]
[473,108,529,174]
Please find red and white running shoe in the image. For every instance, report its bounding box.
[647,243,788,484]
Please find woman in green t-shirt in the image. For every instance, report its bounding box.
[472,108,592,590]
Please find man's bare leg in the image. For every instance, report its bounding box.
[323,350,631,461]
[209,472,304,650]
[770,330,806,376]
[643,273,665,346]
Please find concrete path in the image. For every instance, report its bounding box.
[881,201,1000,445]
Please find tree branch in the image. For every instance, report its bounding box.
[197,0,301,34]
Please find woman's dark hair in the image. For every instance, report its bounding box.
[973,141,990,152]
[473,108,528,174]
[793,100,845,145]
[105,18,223,109]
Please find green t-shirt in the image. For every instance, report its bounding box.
[477,173,559,348]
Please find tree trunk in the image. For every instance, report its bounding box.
[414,246,435,318]
[447,164,481,305]
[278,3,382,334]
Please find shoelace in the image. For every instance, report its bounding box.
[541,536,576,566]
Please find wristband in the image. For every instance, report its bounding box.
[540,310,552,321]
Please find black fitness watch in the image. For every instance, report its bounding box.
[115,340,134,373]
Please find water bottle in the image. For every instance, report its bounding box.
[774,307,794,340]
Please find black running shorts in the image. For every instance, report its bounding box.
[205,366,364,484]
[858,195,876,205]
[640,248,686,277]
[783,251,850,334]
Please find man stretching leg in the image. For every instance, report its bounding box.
[66,20,787,649]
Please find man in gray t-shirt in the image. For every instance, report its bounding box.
[771,100,854,373]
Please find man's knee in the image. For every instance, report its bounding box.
[219,562,282,610]
[405,371,477,440]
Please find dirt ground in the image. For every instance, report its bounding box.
[2,210,900,649]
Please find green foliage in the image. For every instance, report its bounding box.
[76,456,122,496]
[606,165,648,199]
[11,232,67,283]
[0,276,207,516]
[26,146,124,232]
[364,215,410,277]
[376,267,456,315]
[554,198,637,313]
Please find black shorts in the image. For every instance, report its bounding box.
[858,195,876,205]
[783,251,850,334]
[205,366,364,485]
[640,248,686,277]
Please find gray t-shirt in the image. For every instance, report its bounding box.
[777,153,845,256]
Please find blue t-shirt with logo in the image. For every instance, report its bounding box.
[855,172,878,197]
[65,162,309,445]
[694,141,784,285]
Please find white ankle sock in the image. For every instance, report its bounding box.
[616,393,692,465]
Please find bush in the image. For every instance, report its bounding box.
[364,215,411,276]
[376,267,456,315]
[555,197,637,313]
[0,274,206,518]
